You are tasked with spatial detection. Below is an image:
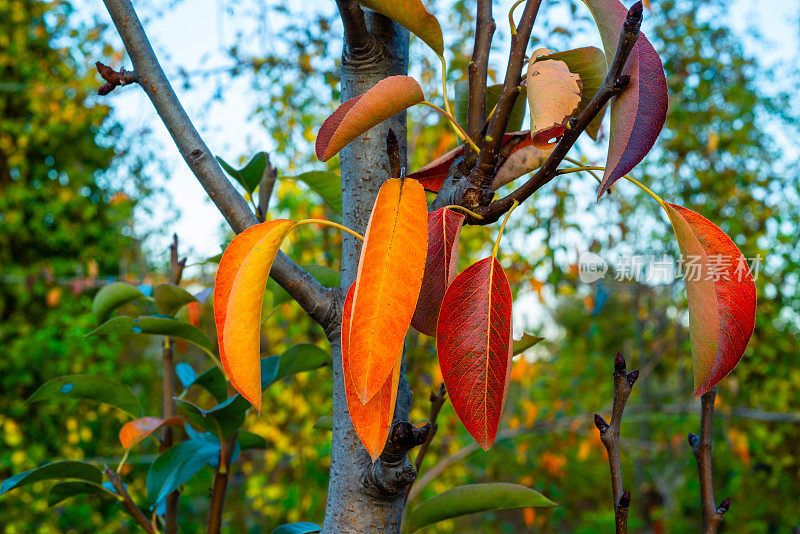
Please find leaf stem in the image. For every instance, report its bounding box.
[442,205,484,220]
[557,164,667,209]
[438,54,464,143]
[492,199,519,259]
[115,448,131,473]
[420,100,481,153]
[508,0,527,35]
[295,219,364,241]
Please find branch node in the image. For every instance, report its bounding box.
[626,1,644,29]
[387,128,401,178]
[619,490,631,509]
[626,369,639,387]
[688,432,700,450]
[594,414,610,434]
[716,497,730,515]
[96,61,137,95]
[614,352,627,377]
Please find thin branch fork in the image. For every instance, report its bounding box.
[96,61,137,95]
[474,1,643,224]
[689,388,729,534]
[105,467,156,534]
[98,0,334,328]
[335,0,375,59]
[404,383,447,502]
[594,353,639,534]
[465,0,495,163]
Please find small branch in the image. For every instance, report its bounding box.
[366,421,431,497]
[95,61,137,95]
[690,388,728,533]
[99,0,335,327]
[465,0,495,162]
[387,129,402,179]
[335,0,375,59]
[405,383,447,502]
[105,467,156,534]
[257,154,277,222]
[207,433,237,534]
[475,1,643,223]
[594,353,639,534]
[472,0,542,184]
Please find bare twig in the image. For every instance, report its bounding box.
[404,383,447,502]
[257,154,277,222]
[690,388,729,533]
[472,0,542,184]
[99,0,334,326]
[475,1,644,223]
[104,467,156,534]
[95,61,137,95]
[465,0,495,162]
[335,0,374,58]
[594,353,639,534]
[207,433,237,534]
[387,129,402,178]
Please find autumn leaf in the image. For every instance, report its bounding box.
[358,0,443,55]
[526,48,582,149]
[437,257,513,449]
[411,208,465,337]
[582,0,668,197]
[316,76,424,162]
[119,416,184,449]
[342,285,401,460]
[664,203,756,397]
[491,134,554,189]
[214,219,297,410]
[345,178,428,403]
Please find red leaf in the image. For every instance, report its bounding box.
[436,257,513,450]
[342,285,401,460]
[665,203,756,397]
[119,416,184,449]
[316,76,424,162]
[583,0,668,197]
[344,178,428,403]
[411,208,465,336]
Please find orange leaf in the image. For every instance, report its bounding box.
[119,416,183,449]
[345,178,427,403]
[526,48,582,149]
[358,0,443,55]
[664,203,756,397]
[214,220,297,410]
[316,76,424,162]
[342,285,401,460]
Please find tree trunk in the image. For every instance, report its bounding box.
[321,11,412,534]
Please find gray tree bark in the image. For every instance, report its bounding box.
[321,11,413,534]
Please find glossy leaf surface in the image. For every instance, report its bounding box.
[513,334,544,356]
[217,152,268,195]
[119,416,184,449]
[1,461,103,496]
[411,208,465,337]
[88,315,213,354]
[288,171,342,213]
[345,178,427,402]
[27,374,141,417]
[147,439,219,506]
[316,76,424,162]
[270,523,321,534]
[437,257,513,450]
[153,283,197,316]
[583,0,668,196]
[47,481,116,507]
[664,203,756,397]
[92,282,145,323]
[175,395,251,439]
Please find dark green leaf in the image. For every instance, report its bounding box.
[192,366,229,403]
[454,82,527,133]
[216,152,268,194]
[26,375,141,417]
[1,461,103,496]
[287,171,342,213]
[175,395,251,439]
[313,416,333,430]
[92,282,145,323]
[513,334,545,356]
[261,355,281,387]
[271,522,321,534]
[153,284,197,316]
[87,315,213,354]
[147,439,219,506]
[175,362,199,389]
[274,344,330,381]
[47,481,116,507]
[407,483,556,532]
[236,430,268,450]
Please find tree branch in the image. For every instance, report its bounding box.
[689,388,729,533]
[465,0,495,163]
[475,1,643,224]
[594,353,638,534]
[257,154,277,223]
[105,467,156,534]
[99,0,335,327]
[404,383,446,502]
[207,432,237,534]
[471,0,541,184]
[95,61,137,95]
[335,0,376,60]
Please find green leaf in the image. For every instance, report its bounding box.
[274,344,330,381]
[92,282,145,323]
[454,82,527,133]
[313,416,333,431]
[153,284,197,316]
[287,171,342,213]
[47,481,116,507]
[88,315,213,354]
[513,334,544,356]
[147,439,219,506]
[191,366,229,403]
[407,483,556,532]
[1,461,103,496]
[26,375,141,417]
[236,430,268,450]
[269,264,340,308]
[271,522,321,534]
[175,362,199,389]
[175,395,251,439]
[216,152,268,195]
[535,47,607,141]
